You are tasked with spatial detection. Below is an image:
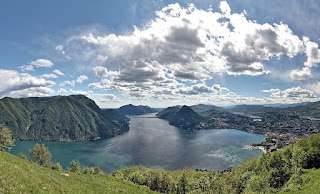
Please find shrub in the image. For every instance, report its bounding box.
[18,153,28,160]
[70,160,81,173]
[51,162,63,172]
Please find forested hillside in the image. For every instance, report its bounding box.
[0,95,129,141]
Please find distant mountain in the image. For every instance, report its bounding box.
[0,95,129,141]
[190,104,224,113]
[228,104,266,113]
[155,106,180,120]
[117,104,157,115]
[258,101,320,118]
[157,105,208,130]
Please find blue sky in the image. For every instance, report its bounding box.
[1,0,320,108]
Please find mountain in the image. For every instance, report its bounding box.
[227,104,266,113]
[190,104,224,113]
[157,105,208,130]
[0,95,129,141]
[117,104,157,115]
[155,106,180,120]
[256,101,320,118]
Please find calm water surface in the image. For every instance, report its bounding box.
[11,113,265,173]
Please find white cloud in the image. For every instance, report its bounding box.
[261,89,280,93]
[30,59,54,68]
[55,45,66,55]
[19,59,54,72]
[0,69,55,98]
[306,82,320,95]
[41,74,58,79]
[270,87,316,99]
[76,75,88,83]
[290,67,312,80]
[303,37,320,67]
[59,80,75,87]
[70,89,93,97]
[9,87,54,98]
[96,55,108,62]
[93,66,118,78]
[178,83,229,95]
[19,65,34,72]
[55,45,64,51]
[53,69,64,76]
[97,94,121,102]
[58,88,67,93]
[62,1,320,101]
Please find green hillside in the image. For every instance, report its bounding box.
[0,151,155,193]
[190,104,224,113]
[117,104,157,115]
[0,95,129,141]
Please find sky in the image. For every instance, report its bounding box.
[1,0,320,108]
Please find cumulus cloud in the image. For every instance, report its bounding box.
[0,69,55,98]
[80,1,313,80]
[41,74,58,79]
[59,80,75,87]
[69,89,93,97]
[55,45,66,55]
[269,87,316,99]
[19,65,35,72]
[261,89,280,93]
[30,59,54,68]
[96,55,108,62]
[53,69,64,76]
[93,66,118,79]
[19,59,54,72]
[290,67,312,80]
[97,94,121,102]
[58,1,320,100]
[76,75,88,83]
[306,82,320,95]
[303,37,320,68]
[178,83,229,95]
[58,88,67,93]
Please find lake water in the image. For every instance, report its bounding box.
[10,113,265,173]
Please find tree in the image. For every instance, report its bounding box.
[29,144,52,166]
[179,171,189,194]
[0,124,15,151]
[70,160,81,173]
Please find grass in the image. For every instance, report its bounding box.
[281,169,320,194]
[0,151,156,194]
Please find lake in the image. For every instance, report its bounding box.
[10,113,266,173]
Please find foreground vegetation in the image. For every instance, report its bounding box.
[0,151,155,193]
[113,134,320,193]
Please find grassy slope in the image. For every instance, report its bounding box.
[0,151,155,194]
[281,169,320,194]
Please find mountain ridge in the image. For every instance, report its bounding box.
[0,95,129,141]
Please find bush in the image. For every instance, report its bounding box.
[70,160,81,173]
[82,167,94,174]
[51,162,63,172]
[282,174,305,191]
[93,166,103,175]
[18,153,28,160]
